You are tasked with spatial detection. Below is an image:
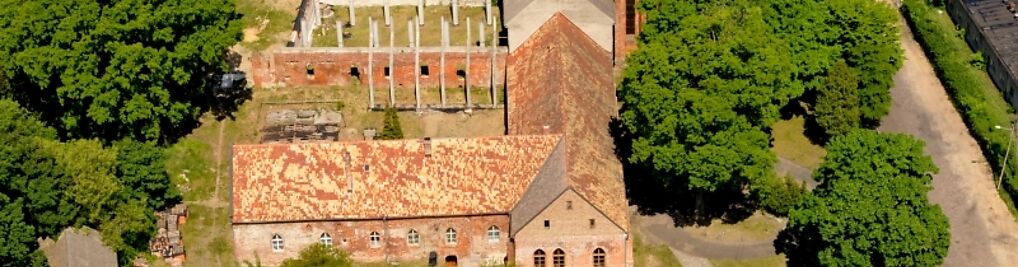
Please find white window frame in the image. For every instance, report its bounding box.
[487,225,500,243]
[407,229,420,245]
[271,234,284,252]
[445,228,457,245]
[369,232,382,248]
[320,233,332,247]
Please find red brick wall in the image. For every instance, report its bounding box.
[233,215,510,266]
[250,49,507,90]
[510,190,631,267]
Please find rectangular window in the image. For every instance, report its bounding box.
[420,65,430,77]
[566,200,573,210]
[625,0,637,35]
[544,220,550,229]
[590,219,596,228]
[384,66,391,77]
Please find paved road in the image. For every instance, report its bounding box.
[632,210,777,260]
[878,16,1018,266]
[775,157,818,189]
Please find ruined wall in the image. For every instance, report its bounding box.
[512,190,630,267]
[320,0,489,6]
[251,48,506,90]
[233,215,511,266]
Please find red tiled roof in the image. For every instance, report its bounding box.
[506,13,629,231]
[231,135,562,223]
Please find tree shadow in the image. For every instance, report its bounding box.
[778,99,830,146]
[611,118,757,227]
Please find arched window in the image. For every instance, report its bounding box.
[271,234,284,252]
[533,249,546,267]
[369,231,381,248]
[486,225,500,243]
[445,228,457,244]
[593,248,606,267]
[553,249,565,267]
[320,233,332,247]
[407,229,420,245]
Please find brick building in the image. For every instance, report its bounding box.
[232,1,636,266]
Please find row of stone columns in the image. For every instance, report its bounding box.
[336,0,494,29]
[361,17,497,111]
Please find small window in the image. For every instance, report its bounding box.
[534,249,546,267]
[590,219,596,228]
[320,233,332,247]
[553,249,565,267]
[407,229,420,245]
[445,228,458,244]
[420,65,430,77]
[306,64,315,75]
[350,66,360,77]
[369,231,381,248]
[566,200,573,210]
[593,248,606,267]
[384,66,391,77]
[544,220,550,229]
[456,69,466,79]
[487,225,500,243]
[271,234,284,252]
[363,164,370,172]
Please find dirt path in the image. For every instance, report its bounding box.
[878,15,1018,266]
[632,210,777,260]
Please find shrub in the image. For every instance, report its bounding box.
[755,175,808,217]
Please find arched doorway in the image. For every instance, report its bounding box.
[445,255,458,267]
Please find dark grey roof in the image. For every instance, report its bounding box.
[509,139,568,235]
[960,0,1018,88]
[40,227,118,267]
[503,0,614,23]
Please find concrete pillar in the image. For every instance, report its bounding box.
[441,17,448,108]
[465,17,471,111]
[407,20,414,47]
[452,0,459,26]
[417,0,425,26]
[491,17,497,106]
[368,17,375,109]
[485,0,492,26]
[348,0,356,26]
[337,21,344,47]
[389,24,395,107]
[414,17,422,112]
[479,21,485,48]
[373,20,380,48]
[384,0,392,26]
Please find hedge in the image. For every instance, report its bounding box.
[903,0,1018,214]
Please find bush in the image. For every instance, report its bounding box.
[903,0,1018,213]
[755,175,808,217]
[379,107,404,140]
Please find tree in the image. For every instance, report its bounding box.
[0,197,35,267]
[100,200,156,264]
[0,0,243,143]
[43,139,121,224]
[621,0,798,199]
[379,107,404,140]
[114,139,180,211]
[761,0,901,126]
[814,60,861,139]
[280,244,354,267]
[777,130,950,266]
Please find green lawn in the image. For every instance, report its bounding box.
[682,212,783,244]
[771,116,827,170]
[710,255,786,267]
[633,234,683,267]
[315,6,499,47]
[237,0,297,51]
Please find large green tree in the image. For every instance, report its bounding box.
[114,139,181,211]
[777,130,950,266]
[815,60,861,138]
[762,0,901,126]
[621,0,799,196]
[0,0,242,142]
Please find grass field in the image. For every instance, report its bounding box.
[237,0,300,51]
[771,116,827,170]
[314,6,499,47]
[710,255,786,267]
[682,212,784,244]
[633,234,683,267]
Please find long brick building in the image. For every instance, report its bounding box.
[231,0,637,266]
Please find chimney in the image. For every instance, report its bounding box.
[423,137,432,157]
[343,150,353,193]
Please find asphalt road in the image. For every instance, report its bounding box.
[877,17,1018,266]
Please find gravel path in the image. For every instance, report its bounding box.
[877,15,1018,266]
[775,157,818,189]
[632,210,777,260]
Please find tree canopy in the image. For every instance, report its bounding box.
[815,60,861,139]
[379,107,404,140]
[280,244,354,267]
[0,0,243,143]
[777,130,950,266]
[0,99,177,265]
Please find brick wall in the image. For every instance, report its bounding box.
[250,48,507,91]
[233,215,510,266]
[511,190,630,267]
